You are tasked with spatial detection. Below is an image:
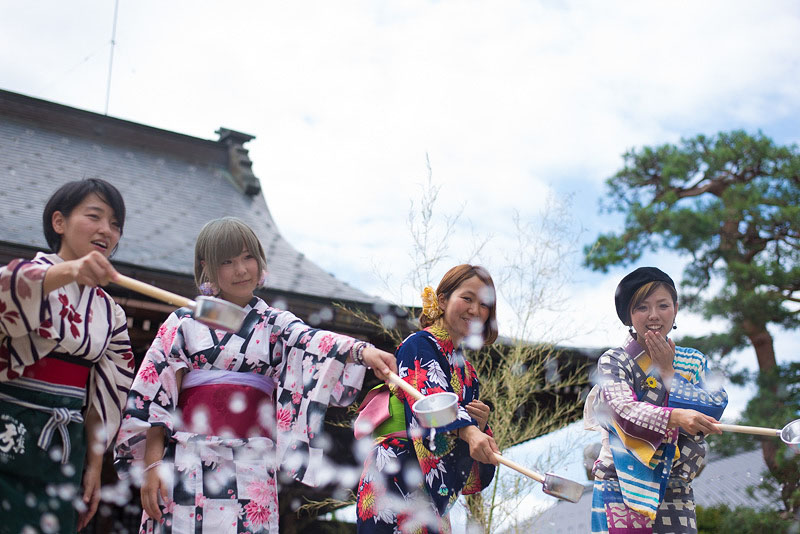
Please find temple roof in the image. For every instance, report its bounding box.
[0,89,376,304]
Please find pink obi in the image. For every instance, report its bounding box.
[178,369,277,440]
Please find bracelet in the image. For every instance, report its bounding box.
[351,341,373,367]
[143,460,163,473]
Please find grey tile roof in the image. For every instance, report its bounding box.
[0,89,376,303]
[513,448,776,534]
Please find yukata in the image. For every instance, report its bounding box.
[114,296,366,534]
[356,327,496,534]
[0,253,134,534]
[584,336,728,534]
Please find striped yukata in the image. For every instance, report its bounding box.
[0,253,135,533]
[584,335,727,534]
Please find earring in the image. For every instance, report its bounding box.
[672,323,677,330]
[628,326,637,340]
[199,281,217,296]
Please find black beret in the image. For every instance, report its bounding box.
[614,267,675,326]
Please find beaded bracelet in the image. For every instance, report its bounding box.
[143,460,163,473]
[351,341,373,367]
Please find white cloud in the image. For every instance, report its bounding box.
[1,0,798,361]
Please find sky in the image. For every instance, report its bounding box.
[3,0,797,373]
[2,0,799,526]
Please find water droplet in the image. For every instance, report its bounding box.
[40,513,59,534]
[229,392,247,414]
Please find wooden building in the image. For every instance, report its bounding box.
[0,88,403,533]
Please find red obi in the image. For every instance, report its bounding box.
[177,370,276,440]
[22,353,91,388]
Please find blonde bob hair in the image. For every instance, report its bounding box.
[194,217,267,290]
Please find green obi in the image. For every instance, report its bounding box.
[0,380,87,534]
[373,388,407,438]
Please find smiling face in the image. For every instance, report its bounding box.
[51,193,121,261]
[629,285,678,342]
[438,275,492,346]
[215,248,260,307]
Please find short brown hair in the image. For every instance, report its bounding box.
[194,217,267,290]
[420,264,499,345]
[628,281,678,319]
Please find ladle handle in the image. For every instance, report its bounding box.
[715,423,781,437]
[115,274,194,308]
[385,371,425,402]
[493,453,545,483]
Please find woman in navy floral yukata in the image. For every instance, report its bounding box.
[355,264,499,534]
[114,217,397,534]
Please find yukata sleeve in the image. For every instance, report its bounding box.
[114,310,191,476]
[394,336,473,440]
[459,359,496,496]
[668,346,727,420]
[272,310,365,486]
[0,258,51,338]
[86,295,135,448]
[594,348,674,466]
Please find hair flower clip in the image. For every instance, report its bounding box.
[421,286,443,320]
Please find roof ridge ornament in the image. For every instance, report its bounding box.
[216,127,260,196]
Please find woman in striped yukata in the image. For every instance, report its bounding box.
[0,179,135,533]
[584,267,728,534]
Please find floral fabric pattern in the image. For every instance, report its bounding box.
[0,253,134,446]
[115,296,366,534]
[356,328,495,534]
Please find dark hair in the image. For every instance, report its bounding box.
[419,264,499,345]
[42,179,126,253]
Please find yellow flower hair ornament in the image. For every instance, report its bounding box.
[421,286,443,320]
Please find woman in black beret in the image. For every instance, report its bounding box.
[584,267,728,534]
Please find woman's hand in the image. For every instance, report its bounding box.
[643,330,675,383]
[459,425,500,465]
[77,407,104,530]
[141,465,168,521]
[360,346,398,381]
[141,426,168,520]
[76,461,102,530]
[43,251,119,293]
[668,408,722,437]
[465,400,491,431]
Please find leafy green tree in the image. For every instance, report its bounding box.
[585,130,800,373]
[585,131,800,516]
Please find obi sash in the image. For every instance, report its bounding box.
[353,383,407,440]
[178,369,277,440]
[21,352,92,388]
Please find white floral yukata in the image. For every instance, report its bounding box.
[115,296,366,534]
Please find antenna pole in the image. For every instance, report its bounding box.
[104,0,120,115]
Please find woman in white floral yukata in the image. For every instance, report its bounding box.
[114,217,397,534]
[355,264,500,534]
[0,178,134,534]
